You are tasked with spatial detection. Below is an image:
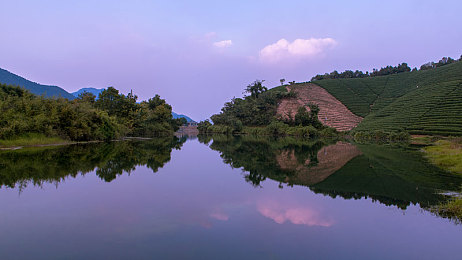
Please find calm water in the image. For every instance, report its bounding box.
[0,136,461,259]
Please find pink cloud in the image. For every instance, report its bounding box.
[210,211,229,221]
[259,38,337,63]
[257,201,334,227]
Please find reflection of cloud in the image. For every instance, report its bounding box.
[210,211,229,221]
[213,40,233,48]
[257,202,333,227]
[259,38,337,63]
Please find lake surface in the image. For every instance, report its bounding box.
[0,136,461,259]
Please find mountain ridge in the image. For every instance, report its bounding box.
[0,68,75,99]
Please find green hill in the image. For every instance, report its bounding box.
[313,61,462,135]
[0,68,75,99]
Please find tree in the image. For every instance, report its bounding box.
[294,106,311,126]
[280,78,286,86]
[244,80,267,99]
[77,91,96,104]
[197,120,212,133]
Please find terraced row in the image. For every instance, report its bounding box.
[355,80,462,135]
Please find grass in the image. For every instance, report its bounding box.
[0,133,69,148]
[424,138,462,174]
[431,197,462,223]
[312,61,462,136]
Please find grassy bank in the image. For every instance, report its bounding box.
[0,133,70,148]
[431,197,462,223]
[424,138,462,174]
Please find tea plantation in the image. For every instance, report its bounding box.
[313,62,462,135]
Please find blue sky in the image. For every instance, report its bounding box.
[1,0,461,120]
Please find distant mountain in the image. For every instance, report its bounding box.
[0,68,75,99]
[72,88,105,98]
[0,67,193,122]
[172,112,195,122]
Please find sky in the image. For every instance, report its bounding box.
[1,0,461,120]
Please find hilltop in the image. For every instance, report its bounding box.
[72,87,105,98]
[0,68,75,99]
[172,112,195,123]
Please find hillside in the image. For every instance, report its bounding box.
[313,62,462,118]
[172,112,195,123]
[72,87,104,98]
[277,84,363,131]
[310,61,462,135]
[0,68,75,99]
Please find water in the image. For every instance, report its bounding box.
[0,136,461,259]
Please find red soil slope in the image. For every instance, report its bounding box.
[277,83,363,131]
[276,142,362,186]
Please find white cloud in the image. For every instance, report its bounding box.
[213,40,233,48]
[259,38,337,63]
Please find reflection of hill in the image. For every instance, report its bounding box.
[276,142,362,186]
[205,135,331,187]
[310,144,462,209]
[0,137,186,190]
[204,136,462,209]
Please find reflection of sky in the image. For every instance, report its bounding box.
[0,139,461,259]
[257,200,333,227]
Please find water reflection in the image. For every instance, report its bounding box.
[201,135,462,209]
[0,136,186,190]
[257,200,334,227]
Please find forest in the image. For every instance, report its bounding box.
[0,84,186,142]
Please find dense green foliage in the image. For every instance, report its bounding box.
[311,63,411,81]
[0,84,183,141]
[353,130,410,143]
[312,60,462,135]
[201,124,326,138]
[210,81,294,127]
[0,137,186,189]
[312,57,459,81]
[0,68,75,99]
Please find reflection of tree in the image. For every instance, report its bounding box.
[244,171,267,187]
[203,135,462,210]
[0,136,186,189]
[205,135,329,187]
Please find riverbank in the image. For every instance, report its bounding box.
[431,196,462,223]
[423,137,462,174]
[0,134,71,150]
[422,137,462,222]
[0,134,161,151]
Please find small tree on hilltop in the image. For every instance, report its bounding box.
[244,80,267,99]
[280,78,285,86]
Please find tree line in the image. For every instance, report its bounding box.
[311,56,462,81]
[0,84,186,141]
